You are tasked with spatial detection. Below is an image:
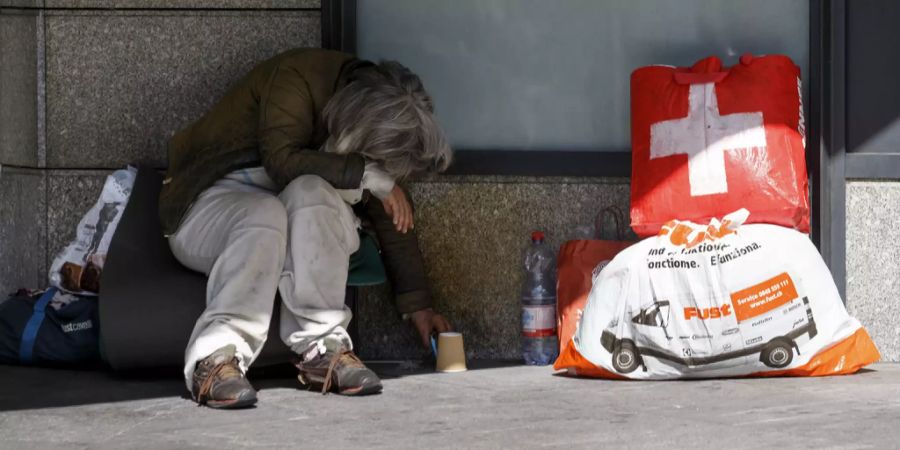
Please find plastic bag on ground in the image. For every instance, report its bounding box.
[49,167,137,295]
[555,209,879,379]
[557,207,634,356]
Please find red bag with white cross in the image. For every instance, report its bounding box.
[630,54,810,237]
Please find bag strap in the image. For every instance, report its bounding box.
[19,288,57,364]
[595,206,626,241]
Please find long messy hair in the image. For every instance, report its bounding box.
[321,61,453,179]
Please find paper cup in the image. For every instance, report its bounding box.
[435,332,467,373]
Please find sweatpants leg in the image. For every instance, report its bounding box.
[169,184,288,391]
[278,175,360,357]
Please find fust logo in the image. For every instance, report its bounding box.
[684,305,732,320]
[659,220,736,248]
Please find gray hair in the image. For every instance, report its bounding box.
[321,61,453,180]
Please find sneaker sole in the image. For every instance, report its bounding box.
[298,374,383,396]
[203,391,258,409]
[338,382,383,396]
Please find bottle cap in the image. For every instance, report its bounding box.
[531,231,545,242]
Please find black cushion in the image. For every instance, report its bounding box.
[99,167,293,371]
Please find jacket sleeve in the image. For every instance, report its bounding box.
[258,63,366,189]
[362,190,433,315]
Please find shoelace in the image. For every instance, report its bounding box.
[196,359,242,404]
[320,350,364,395]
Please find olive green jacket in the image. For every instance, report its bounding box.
[159,48,432,314]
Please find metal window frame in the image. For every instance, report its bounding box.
[842,0,900,181]
[813,0,900,301]
[846,153,900,179]
[322,0,356,54]
[811,0,900,301]
[809,0,848,300]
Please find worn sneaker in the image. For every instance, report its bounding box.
[191,345,257,409]
[295,349,383,396]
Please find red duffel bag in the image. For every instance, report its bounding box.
[630,54,809,237]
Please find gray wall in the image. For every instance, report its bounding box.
[358,0,809,151]
[846,181,900,362]
[361,176,631,360]
[0,1,323,334]
[0,2,322,297]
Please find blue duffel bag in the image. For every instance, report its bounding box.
[0,288,101,366]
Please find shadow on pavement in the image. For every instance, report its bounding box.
[0,365,184,412]
[250,359,524,390]
[0,359,525,412]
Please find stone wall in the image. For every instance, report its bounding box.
[0,1,322,296]
[360,176,632,360]
[846,181,900,362]
[0,0,634,361]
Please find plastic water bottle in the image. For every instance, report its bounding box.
[521,231,559,365]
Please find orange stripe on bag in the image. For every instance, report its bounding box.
[555,329,880,379]
[553,339,627,380]
[750,327,881,377]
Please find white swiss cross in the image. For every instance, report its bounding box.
[650,83,767,196]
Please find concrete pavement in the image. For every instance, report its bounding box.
[1,362,899,449]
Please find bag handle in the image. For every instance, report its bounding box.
[595,206,626,241]
[19,288,57,364]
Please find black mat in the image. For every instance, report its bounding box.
[99,167,292,371]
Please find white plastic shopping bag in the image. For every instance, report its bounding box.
[555,209,879,379]
[49,167,137,295]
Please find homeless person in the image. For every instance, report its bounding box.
[159,48,453,408]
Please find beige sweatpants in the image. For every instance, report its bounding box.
[170,169,361,390]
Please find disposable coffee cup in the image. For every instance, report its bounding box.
[434,332,467,373]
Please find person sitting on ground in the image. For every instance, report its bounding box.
[159,48,454,409]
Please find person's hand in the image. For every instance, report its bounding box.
[381,185,414,234]
[409,308,452,350]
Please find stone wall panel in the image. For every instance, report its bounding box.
[0,168,46,295]
[358,177,632,360]
[2,1,319,9]
[847,181,900,362]
[45,10,320,168]
[0,9,39,167]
